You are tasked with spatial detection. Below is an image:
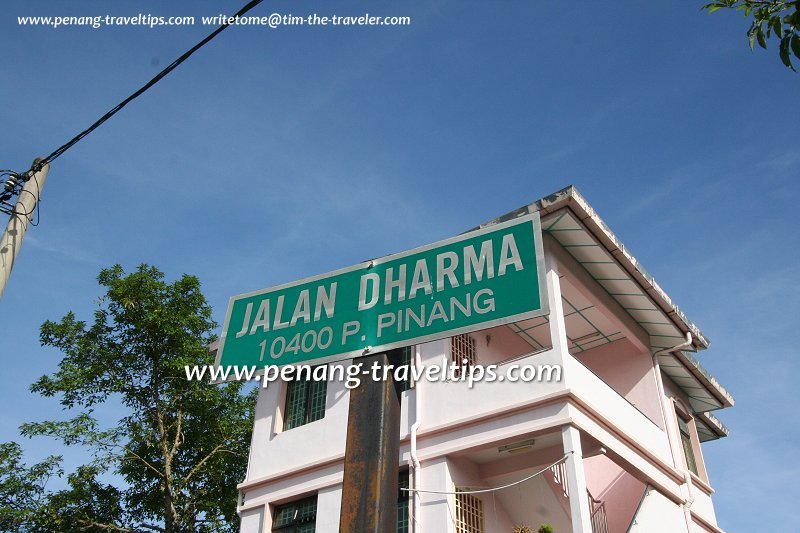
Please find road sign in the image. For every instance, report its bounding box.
[216,212,548,368]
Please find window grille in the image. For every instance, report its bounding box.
[677,415,699,475]
[395,346,413,393]
[283,373,327,431]
[455,489,484,533]
[272,495,317,532]
[451,334,476,377]
[397,470,410,533]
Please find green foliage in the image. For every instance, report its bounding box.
[0,442,62,531]
[35,465,125,533]
[538,525,555,533]
[703,1,800,70]
[14,264,256,533]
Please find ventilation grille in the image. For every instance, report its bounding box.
[455,489,484,533]
[451,334,476,377]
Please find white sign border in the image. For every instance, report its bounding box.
[213,212,549,377]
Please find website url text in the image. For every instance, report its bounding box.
[17,13,412,30]
[186,361,563,390]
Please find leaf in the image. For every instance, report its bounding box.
[757,27,768,48]
[779,37,796,69]
[771,16,782,38]
[793,34,800,59]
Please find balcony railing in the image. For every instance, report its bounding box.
[548,462,609,533]
[550,460,569,499]
[588,490,609,533]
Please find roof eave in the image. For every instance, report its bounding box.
[475,185,710,351]
[677,350,735,409]
[698,410,730,439]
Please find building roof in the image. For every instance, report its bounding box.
[473,186,733,438]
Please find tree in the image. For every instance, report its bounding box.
[703,1,800,70]
[36,465,126,532]
[0,442,61,531]
[16,264,255,533]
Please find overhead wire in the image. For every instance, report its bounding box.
[0,171,43,223]
[1,0,264,223]
[21,173,43,226]
[32,0,265,172]
[1,171,25,215]
[402,453,571,496]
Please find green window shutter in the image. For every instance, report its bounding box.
[283,369,327,431]
[283,380,308,431]
[395,346,413,393]
[677,416,699,476]
[398,470,410,533]
[307,379,327,423]
[272,495,317,532]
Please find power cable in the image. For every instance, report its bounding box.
[32,0,265,172]
[402,454,571,496]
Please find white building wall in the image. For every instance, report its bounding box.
[447,456,515,533]
[525,474,572,532]
[684,482,718,530]
[239,507,263,533]
[562,354,672,463]
[416,347,568,431]
[237,241,724,533]
[627,488,687,533]
[239,340,703,532]
[247,360,351,482]
[417,457,456,533]
[315,485,343,533]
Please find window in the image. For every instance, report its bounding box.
[451,334,476,378]
[283,372,327,431]
[455,489,484,533]
[395,346,413,393]
[272,496,317,532]
[397,470,410,533]
[677,414,699,476]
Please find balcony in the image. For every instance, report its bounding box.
[415,337,671,466]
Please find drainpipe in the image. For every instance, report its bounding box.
[409,345,422,533]
[652,331,693,443]
[682,470,696,532]
[651,331,695,532]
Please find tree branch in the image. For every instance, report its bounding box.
[169,408,183,458]
[119,445,165,480]
[178,444,242,490]
[75,517,139,533]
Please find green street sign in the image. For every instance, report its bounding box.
[216,213,548,368]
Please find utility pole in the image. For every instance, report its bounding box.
[339,349,403,533]
[0,158,49,298]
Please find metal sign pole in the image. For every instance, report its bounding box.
[339,350,402,533]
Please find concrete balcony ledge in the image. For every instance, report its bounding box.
[416,347,569,431]
[243,346,676,496]
[560,354,672,463]
[415,348,671,463]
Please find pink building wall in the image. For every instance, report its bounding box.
[584,454,646,533]
[576,338,664,429]
[469,324,549,366]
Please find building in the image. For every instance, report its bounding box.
[234,186,733,533]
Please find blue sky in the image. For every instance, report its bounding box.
[2,0,798,530]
